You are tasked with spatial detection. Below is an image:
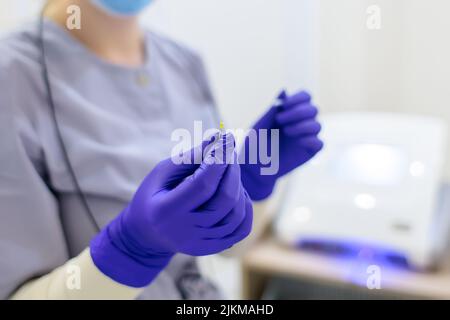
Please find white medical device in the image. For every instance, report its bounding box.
[274,112,449,269]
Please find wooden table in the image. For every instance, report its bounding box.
[242,238,450,299]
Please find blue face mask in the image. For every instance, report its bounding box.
[91,0,154,17]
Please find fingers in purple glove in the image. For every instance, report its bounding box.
[200,203,253,254]
[275,104,319,126]
[196,189,247,238]
[192,158,242,228]
[296,135,324,153]
[166,133,236,210]
[205,132,236,165]
[283,119,322,137]
[279,91,311,109]
[172,131,221,166]
[218,193,253,243]
[184,200,252,256]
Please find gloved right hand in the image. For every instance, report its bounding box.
[90,133,253,288]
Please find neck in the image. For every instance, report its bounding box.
[44,0,146,67]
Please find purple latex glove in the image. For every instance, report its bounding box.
[240,90,323,201]
[91,133,253,287]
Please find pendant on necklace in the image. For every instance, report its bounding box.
[136,72,150,87]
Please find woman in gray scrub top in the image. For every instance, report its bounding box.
[0,0,324,300]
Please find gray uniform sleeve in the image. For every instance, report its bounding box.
[0,58,69,299]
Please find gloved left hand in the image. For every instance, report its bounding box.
[240,90,324,201]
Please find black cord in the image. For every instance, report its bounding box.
[38,12,101,233]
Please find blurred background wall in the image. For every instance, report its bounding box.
[1,0,450,298]
[1,0,449,176]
